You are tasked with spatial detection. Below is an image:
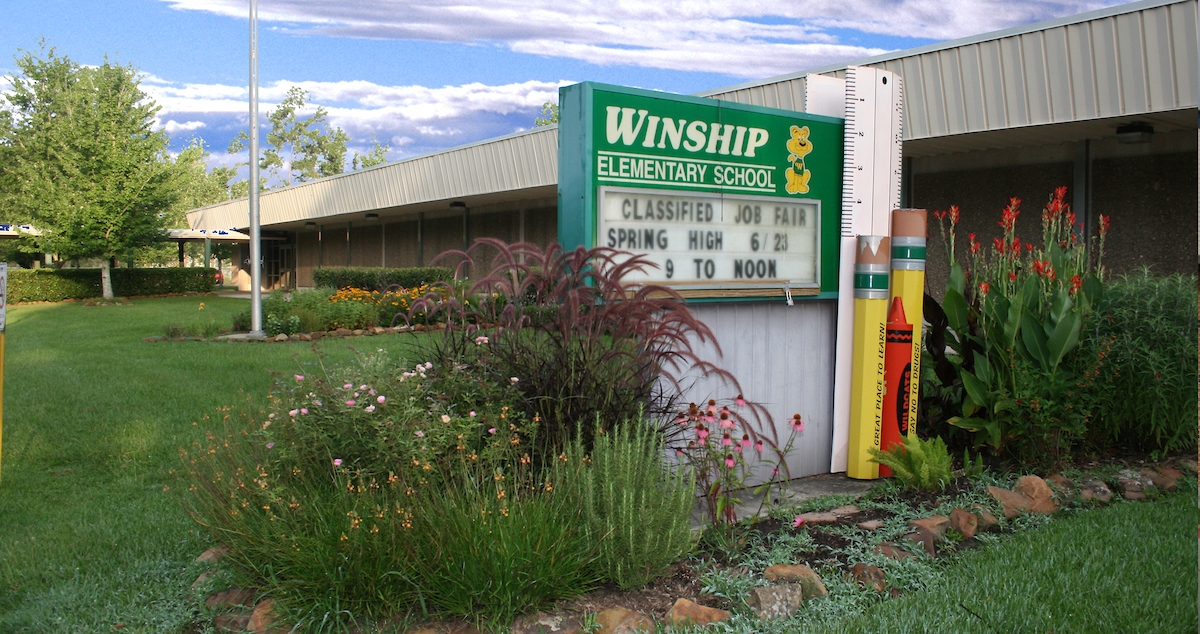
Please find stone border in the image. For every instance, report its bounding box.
[144,322,447,344]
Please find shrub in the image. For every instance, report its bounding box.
[230,310,251,332]
[313,266,452,291]
[553,419,695,590]
[180,350,552,624]
[1090,268,1198,453]
[8,267,216,302]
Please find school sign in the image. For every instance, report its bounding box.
[558,82,844,298]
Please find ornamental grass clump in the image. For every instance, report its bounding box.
[410,239,741,462]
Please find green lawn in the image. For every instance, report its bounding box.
[834,489,1198,633]
[0,295,415,632]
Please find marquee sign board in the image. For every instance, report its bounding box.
[558,82,844,298]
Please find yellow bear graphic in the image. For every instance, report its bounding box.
[785,125,812,194]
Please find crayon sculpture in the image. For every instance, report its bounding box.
[847,235,890,480]
[889,208,928,440]
[880,297,913,476]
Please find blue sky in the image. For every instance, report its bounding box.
[2,0,1127,186]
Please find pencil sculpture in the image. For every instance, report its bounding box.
[847,235,890,480]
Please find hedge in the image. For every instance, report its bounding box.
[312,266,453,291]
[9,268,218,302]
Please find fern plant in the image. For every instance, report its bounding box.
[868,435,955,491]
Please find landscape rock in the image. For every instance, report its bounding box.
[595,607,654,634]
[246,599,279,633]
[189,571,212,593]
[762,564,827,598]
[1013,475,1059,514]
[510,612,584,634]
[948,508,978,540]
[1144,466,1181,492]
[1116,469,1154,500]
[213,612,252,633]
[908,514,950,538]
[1046,474,1076,495]
[827,505,861,516]
[875,542,914,561]
[987,485,1032,518]
[903,527,938,557]
[296,333,312,342]
[746,585,804,620]
[848,563,886,592]
[1077,477,1113,503]
[206,587,255,609]
[793,511,839,524]
[664,598,730,627]
[1177,458,1197,473]
[271,334,288,342]
[196,545,229,563]
[856,519,883,531]
[972,505,1000,531]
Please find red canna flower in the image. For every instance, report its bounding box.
[949,205,960,225]
[1068,275,1082,296]
[979,282,990,296]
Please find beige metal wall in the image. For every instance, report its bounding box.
[702,0,1198,142]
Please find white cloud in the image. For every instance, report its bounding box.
[157,0,1127,78]
[162,119,207,134]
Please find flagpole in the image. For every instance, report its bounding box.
[248,0,264,337]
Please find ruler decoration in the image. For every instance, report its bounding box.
[827,66,903,473]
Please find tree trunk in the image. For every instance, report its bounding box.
[101,258,114,300]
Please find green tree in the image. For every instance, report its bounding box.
[534,101,559,126]
[0,44,179,299]
[352,134,390,170]
[229,86,349,188]
[134,139,236,267]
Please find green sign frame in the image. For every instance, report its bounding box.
[558,81,844,297]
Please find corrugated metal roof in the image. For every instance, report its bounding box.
[188,125,559,231]
[701,0,1198,142]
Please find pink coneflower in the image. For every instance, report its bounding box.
[735,394,746,407]
[792,414,805,432]
[721,433,733,446]
[696,426,709,440]
[346,400,356,406]
[792,516,806,528]
[740,434,751,449]
[724,454,736,468]
[294,375,304,382]
[488,428,497,434]
[333,459,343,466]
[754,440,764,453]
[300,408,308,415]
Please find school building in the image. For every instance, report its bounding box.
[186,0,1197,295]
